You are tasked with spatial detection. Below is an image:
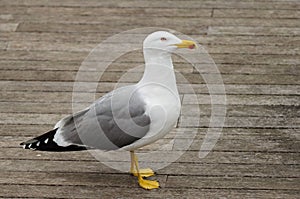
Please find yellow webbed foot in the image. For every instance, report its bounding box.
[131,168,155,177]
[130,151,159,189]
[138,177,160,190]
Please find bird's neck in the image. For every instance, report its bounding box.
[143,49,173,66]
[139,49,178,94]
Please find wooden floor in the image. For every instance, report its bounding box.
[1,0,299,198]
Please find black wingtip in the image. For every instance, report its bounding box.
[20,138,39,149]
[20,128,88,152]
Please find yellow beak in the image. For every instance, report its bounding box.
[174,40,197,49]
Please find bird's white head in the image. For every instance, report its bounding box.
[143,31,197,53]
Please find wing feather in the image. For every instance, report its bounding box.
[54,86,150,150]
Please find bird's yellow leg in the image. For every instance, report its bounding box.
[130,151,155,177]
[130,151,160,190]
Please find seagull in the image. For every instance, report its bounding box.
[21,31,196,190]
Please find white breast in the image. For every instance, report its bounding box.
[122,84,181,150]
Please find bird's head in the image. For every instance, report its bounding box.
[143,31,197,53]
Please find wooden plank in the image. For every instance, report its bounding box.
[16,22,207,35]
[208,64,299,75]
[0,161,298,181]
[201,35,300,46]
[2,32,300,47]
[0,6,27,15]
[0,113,66,125]
[208,26,300,36]
[0,49,87,61]
[211,54,299,65]
[207,44,300,55]
[0,41,7,50]
[0,124,53,136]
[0,91,92,103]
[179,116,299,128]
[1,4,299,19]
[1,147,299,165]
[1,60,299,76]
[0,14,296,27]
[206,150,299,164]
[181,84,300,95]
[0,169,297,194]
[188,136,300,153]
[0,14,14,20]
[0,23,18,32]
[182,73,300,85]
[1,185,298,199]
[0,60,82,71]
[181,104,300,117]
[0,32,112,43]
[166,175,300,190]
[7,40,96,52]
[19,6,300,19]
[14,20,300,37]
[0,0,299,10]
[0,6,213,17]
[183,94,300,105]
[0,171,168,188]
[213,8,300,19]
[0,81,117,93]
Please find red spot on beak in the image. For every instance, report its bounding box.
[189,44,196,49]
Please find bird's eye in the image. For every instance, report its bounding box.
[160,37,167,41]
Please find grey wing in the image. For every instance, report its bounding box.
[56,86,151,150]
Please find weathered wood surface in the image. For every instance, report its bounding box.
[0,0,299,198]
